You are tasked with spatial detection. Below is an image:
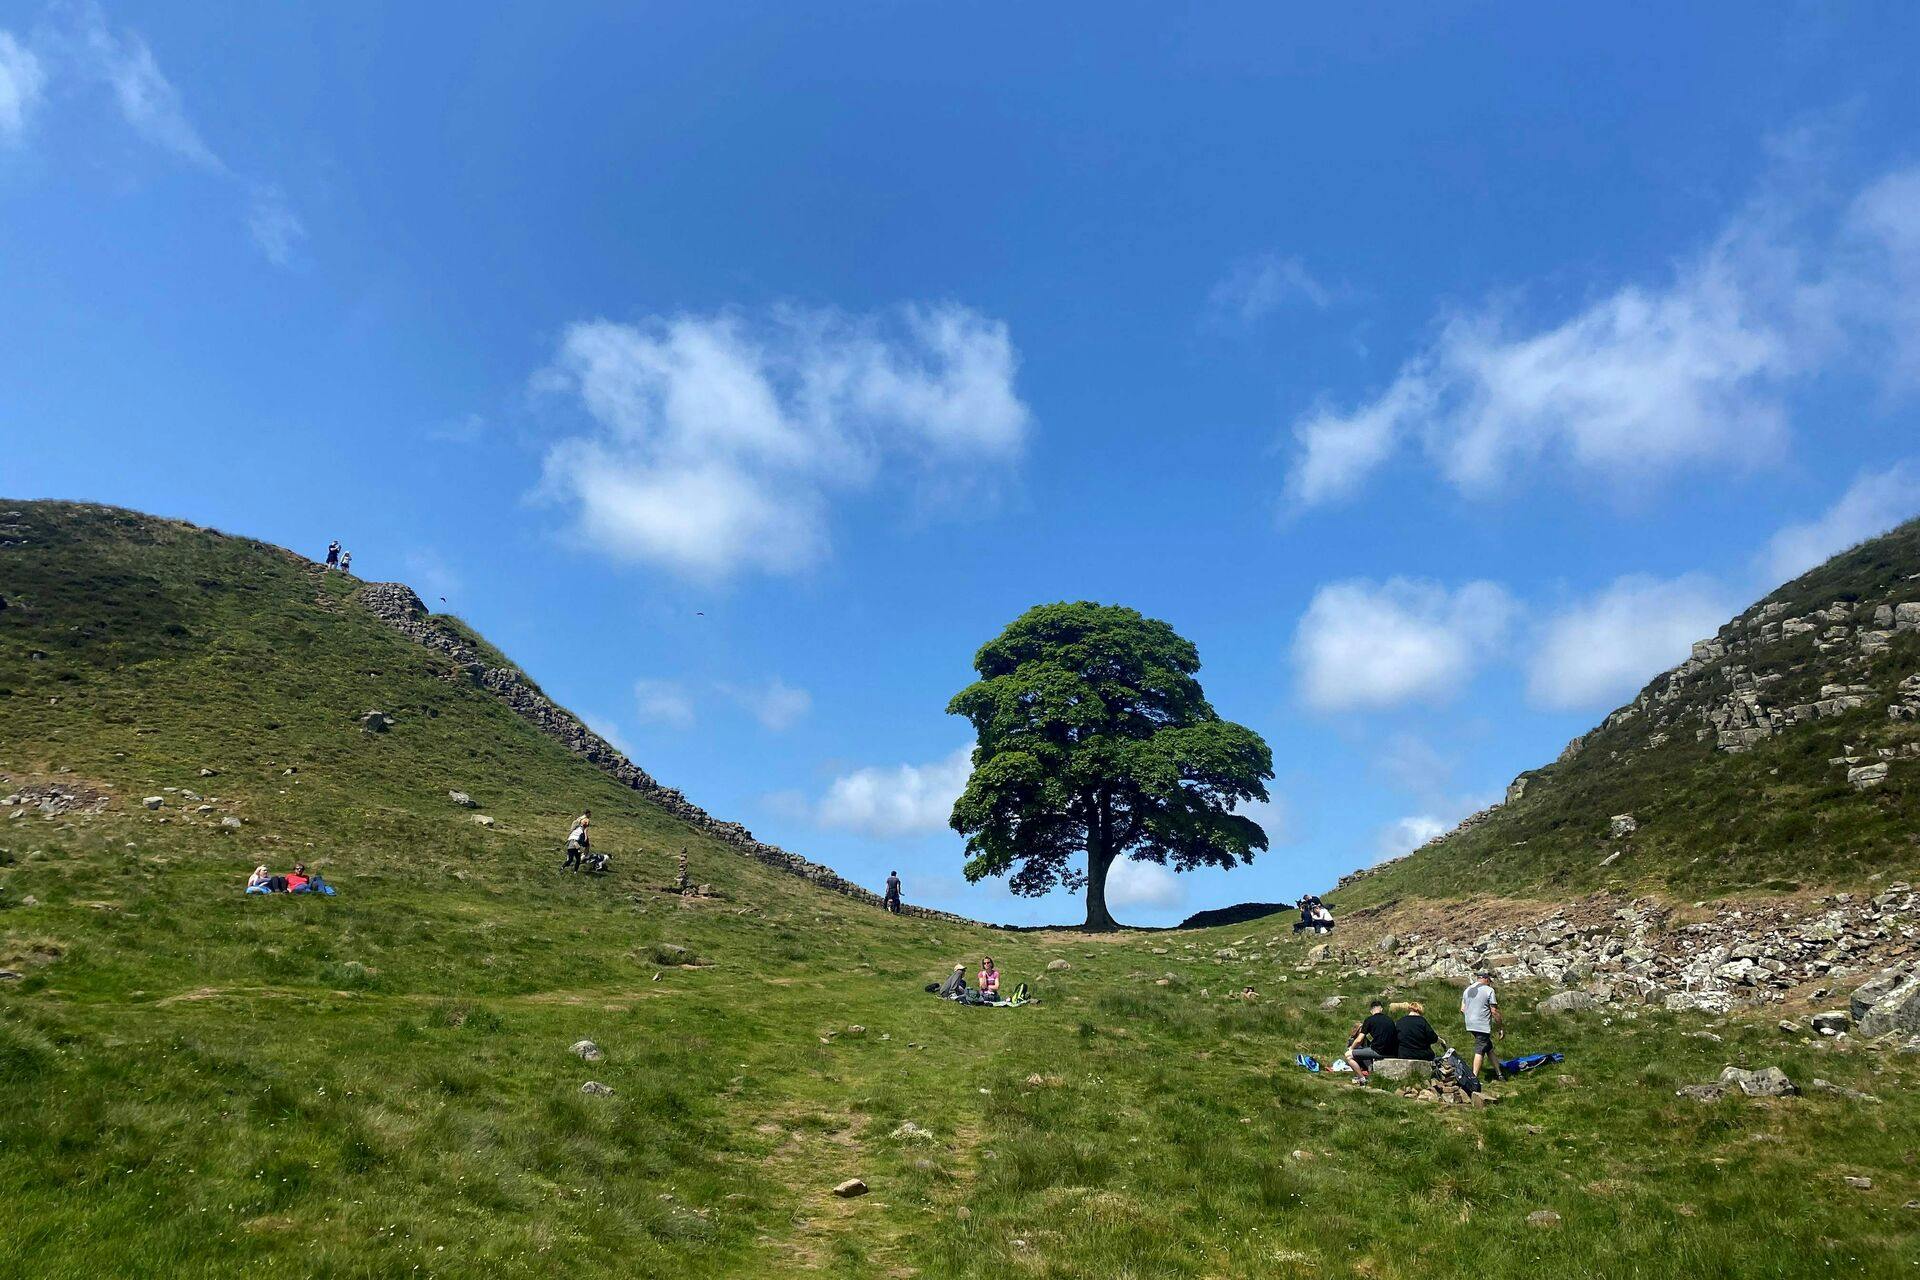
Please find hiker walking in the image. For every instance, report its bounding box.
[1461,971,1503,1082]
[324,540,340,569]
[1342,999,1400,1081]
[884,870,902,914]
[563,809,590,871]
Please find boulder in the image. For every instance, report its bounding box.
[1848,763,1889,790]
[1664,990,1733,1015]
[1526,1210,1562,1229]
[198,768,218,778]
[472,814,497,829]
[359,710,395,733]
[579,1081,614,1096]
[570,1039,603,1061]
[221,816,242,828]
[448,791,477,808]
[1717,1065,1797,1098]
[1844,1176,1874,1190]
[1675,1084,1725,1102]
[832,1178,868,1198]
[1319,996,1343,1010]
[1610,814,1638,838]
[1376,933,1399,954]
[142,796,163,810]
[1371,1059,1434,1083]
[1045,959,1070,972]
[1853,971,1920,1037]
[1810,1010,1851,1034]
[1305,943,1332,964]
[1537,991,1598,1015]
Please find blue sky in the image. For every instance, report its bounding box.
[5,3,1919,925]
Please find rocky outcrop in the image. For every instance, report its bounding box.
[1371,885,1919,1013]
[355,582,967,922]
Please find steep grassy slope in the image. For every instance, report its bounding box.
[1336,519,1920,911]
[2,501,1918,1278]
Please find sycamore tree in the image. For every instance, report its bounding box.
[947,602,1274,930]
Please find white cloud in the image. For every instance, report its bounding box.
[633,678,695,729]
[1526,574,1733,711]
[1293,578,1515,712]
[579,709,638,761]
[723,677,812,731]
[0,31,46,144]
[1285,164,1920,507]
[1234,795,1289,847]
[1376,814,1451,860]
[534,305,1029,580]
[1208,253,1332,324]
[1764,462,1920,584]
[247,185,305,267]
[815,744,973,839]
[1106,858,1186,910]
[77,6,222,170]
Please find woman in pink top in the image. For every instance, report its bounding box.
[978,957,1000,1000]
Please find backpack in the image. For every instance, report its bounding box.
[1440,1049,1481,1094]
[1295,1052,1322,1073]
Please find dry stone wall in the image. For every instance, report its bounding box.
[357,582,970,923]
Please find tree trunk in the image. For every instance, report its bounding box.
[1084,842,1118,931]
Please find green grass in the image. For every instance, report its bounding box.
[2,500,1918,1277]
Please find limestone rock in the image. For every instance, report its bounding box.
[1610,814,1638,838]
[1537,991,1597,1015]
[1848,762,1889,790]
[1717,1065,1797,1098]
[1675,1084,1725,1102]
[579,1081,614,1096]
[1844,1175,1874,1190]
[1319,995,1343,1010]
[1853,971,1920,1037]
[1526,1210,1562,1229]
[198,768,218,777]
[570,1039,603,1061]
[448,791,477,808]
[359,710,395,733]
[1376,933,1399,954]
[1664,990,1733,1015]
[472,814,497,829]
[1810,1010,1851,1034]
[142,796,163,810]
[1371,1059,1434,1083]
[220,816,242,828]
[1046,959,1070,972]
[832,1178,868,1198]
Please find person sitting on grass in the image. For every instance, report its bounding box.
[1343,999,1400,1081]
[1394,1001,1439,1061]
[979,956,1000,1001]
[246,865,272,893]
[284,863,310,892]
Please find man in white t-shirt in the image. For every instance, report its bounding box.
[1461,971,1503,1082]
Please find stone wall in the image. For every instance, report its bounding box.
[356,582,971,923]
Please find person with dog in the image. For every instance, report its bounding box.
[563,809,591,871]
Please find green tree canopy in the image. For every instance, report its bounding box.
[946,601,1274,929]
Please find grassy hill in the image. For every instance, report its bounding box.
[2,500,1918,1278]
[1335,519,1920,912]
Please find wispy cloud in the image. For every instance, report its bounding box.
[0,31,47,144]
[247,184,306,267]
[1107,857,1186,910]
[721,677,812,731]
[1763,460,1920,583]
[533,304,1030,580]
[633,678,696,729]
[401,548,463,604]
[77,5,222,170]
[1284,163,1920,508]
[1208,253,1333,325]
[1292,577,1515,712]
[814,744,973,839]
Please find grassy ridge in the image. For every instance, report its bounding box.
[2,501,1918,1277]
[1338,520,1920,911]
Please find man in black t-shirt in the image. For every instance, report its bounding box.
[1394,1001,1440,1061]
[1343,999,1400,1080]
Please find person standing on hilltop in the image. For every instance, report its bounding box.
[339,550,352,574]
[1461,970,1503,1083]
[884,870,903,914]
[324,540,340,569]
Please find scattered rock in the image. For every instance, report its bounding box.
[472,815,497,829]
[890,1121,933,1142]
[832,1178,868,1198]
[142,796,163,810]
[1046,959,1070,972]
[1376,933,1398,954]
[1853,970,1920,1037]
[1843,1176,1873,1190]
[1810,1010,1851,1034]
[579,1081,614,1096]
[1847,762,1889,790]
[448,791,476,808]
[1610,814,1638,838]
[1717,1065,1797,1098]
[570,1039,603,1061]
[1664,991,1734,1015]
[359,710,395,733]
[1675,1084,1725,1102]
[1319,995,1343,1010]
[220,816,242,829]
[1305,943,1332,963]
[1526,1210,1562,1229]
[1808,1078,1880,1103]
[198,768,218,778]
[1537,991,1598,1015]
